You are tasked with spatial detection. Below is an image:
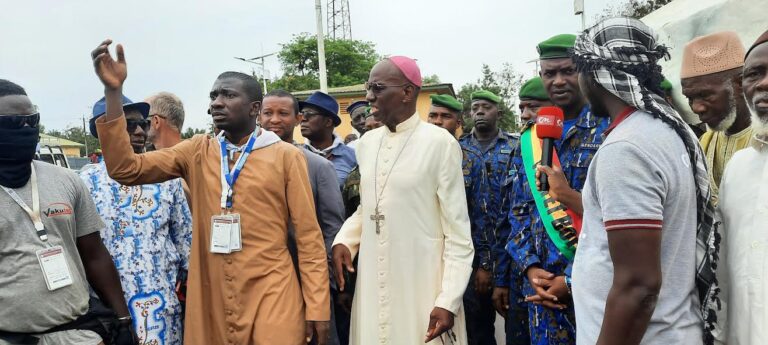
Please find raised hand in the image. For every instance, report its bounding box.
[91,39,127,90]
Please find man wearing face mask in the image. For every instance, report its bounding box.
[680,32,752,203]
[458,89,517,345]
[0,79,135,345]
[79,96,193,345]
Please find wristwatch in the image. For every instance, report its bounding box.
[480,262,492,271]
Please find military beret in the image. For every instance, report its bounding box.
[430,94,463,112]
[538,34,577,60]
[470,89,501,104]
[518,77,548,101]
[660,78,673,93]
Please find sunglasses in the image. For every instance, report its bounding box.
[0,113,40,129]
[126,119,150,132]
[364,81,410,94]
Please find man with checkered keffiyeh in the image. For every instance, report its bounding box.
[569,17,720,345]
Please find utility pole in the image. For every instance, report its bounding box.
[235,53,275,93]
[82,114,89,156]
[315,0,328,92]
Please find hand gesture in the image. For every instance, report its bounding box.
[332,244,354,291]
[91,39,127,90]
[525,276,569,310]
[525,267,568,310]
[425,307,454,343]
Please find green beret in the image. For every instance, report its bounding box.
[430,94,463,112]
[660,78,673,93]
[470,89,501,104]
[537,34,577,60]
[519,77,548,101]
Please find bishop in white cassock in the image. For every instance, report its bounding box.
[332,56,474,345]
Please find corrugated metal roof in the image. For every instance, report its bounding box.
[39,133,85,147]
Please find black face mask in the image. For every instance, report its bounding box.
[0,126,39,188]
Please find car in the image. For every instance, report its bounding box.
[35,145,70,169]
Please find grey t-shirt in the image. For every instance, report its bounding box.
[572,111,703,345]
[0,161,105,332]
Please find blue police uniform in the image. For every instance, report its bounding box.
[459,129,518,345]
[496,106,608,345]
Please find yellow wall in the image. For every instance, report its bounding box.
[63,147,81,157]
[293,90,447,143]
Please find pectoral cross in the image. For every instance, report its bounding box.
[370,207,385,234]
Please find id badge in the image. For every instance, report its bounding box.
[210,215,233,254]
[36,245,74,291]
[230,213,242,252]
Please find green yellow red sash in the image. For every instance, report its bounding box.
[520,125,580,260]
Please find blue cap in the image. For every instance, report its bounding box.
[299,91,341,127]
[346,100,369,114]
[90,95,150,138]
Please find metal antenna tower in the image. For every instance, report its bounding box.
[326,0,352,39]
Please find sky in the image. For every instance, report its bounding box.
[1,0,616,132]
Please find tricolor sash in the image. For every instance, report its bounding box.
[520,125,581,260]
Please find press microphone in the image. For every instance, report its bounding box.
[536,106,564,192]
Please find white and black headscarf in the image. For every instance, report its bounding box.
[571,17,721,345]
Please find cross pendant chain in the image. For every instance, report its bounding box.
[370,207,385,234]
[371,121,418,236]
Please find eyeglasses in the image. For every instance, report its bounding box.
[364,81,410,94]
[149,113,167,119]
[126,119,150,132]
[300,110,322,118]
[0,113,40,129]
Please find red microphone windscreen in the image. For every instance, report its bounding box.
[536,106,564,139]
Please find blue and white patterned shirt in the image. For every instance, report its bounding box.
[80,163,192,345]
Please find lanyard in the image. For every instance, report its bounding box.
[218,130,258,210]
[1,164,47,241]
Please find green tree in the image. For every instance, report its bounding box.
[457,63,524,133]
[56,126,100,156]
[423,74,441,84]
[269,33,381,92]
[182,127,210,139]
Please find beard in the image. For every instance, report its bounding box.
[749,90,768,138]
[708,85,738,132]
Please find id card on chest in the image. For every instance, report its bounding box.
[36,245,74,290]
[210,212,242,254]
[212,130,256,254]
